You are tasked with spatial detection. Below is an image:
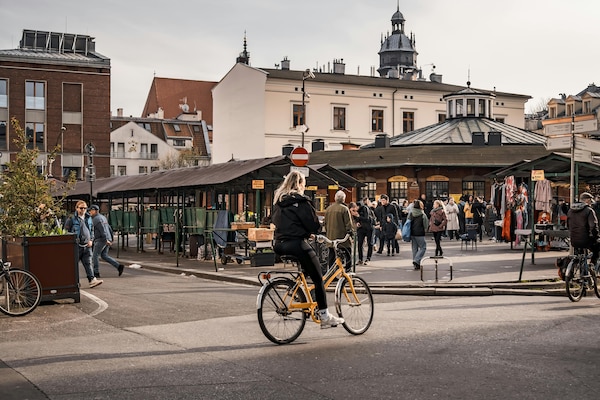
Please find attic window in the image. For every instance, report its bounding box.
[192,125,201,133]
[173,124,181,132]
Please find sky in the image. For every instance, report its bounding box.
[1,0,598,117]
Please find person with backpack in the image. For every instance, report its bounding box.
[64,201,103,288]
[89,204,125,278]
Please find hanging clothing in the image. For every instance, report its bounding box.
[534,179,552,212]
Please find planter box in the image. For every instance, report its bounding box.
[1,235,80,303]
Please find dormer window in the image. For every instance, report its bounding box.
[173,124,181,132]
[566,104,573,116]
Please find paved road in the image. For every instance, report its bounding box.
[2,264,600,400]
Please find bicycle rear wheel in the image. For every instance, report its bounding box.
[257,278,306,345]
[0,268,42,316]
[335,275,374,334]
[565,260,584,302]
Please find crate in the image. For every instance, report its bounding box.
[231,222,255,230]
[250,251,275,267]
[248,228,274,242]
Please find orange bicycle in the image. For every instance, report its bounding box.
[256,234,374,344]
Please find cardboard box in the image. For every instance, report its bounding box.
[248,228,274,242]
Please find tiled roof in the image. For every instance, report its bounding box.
[142,77,216,124]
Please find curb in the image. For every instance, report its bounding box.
[138,264,567,296]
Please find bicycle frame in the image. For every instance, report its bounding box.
[258,234,360,324]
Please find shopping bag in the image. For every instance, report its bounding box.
[401,219,411,242]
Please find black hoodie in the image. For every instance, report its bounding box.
[567,202,599,248]
[272,193,321,241]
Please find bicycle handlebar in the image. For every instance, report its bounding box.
[315,234,351,249]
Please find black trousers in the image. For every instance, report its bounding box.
[357,228,373,261]
[274,239,327,310]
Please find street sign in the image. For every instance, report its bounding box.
[290,166,309,176]
[531,170,545,181]
[574,149,592,163]
[545,136,571,151]
[290,146,309,167]
[544,119,598,136]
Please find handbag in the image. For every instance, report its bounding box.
[433,217,441,226]
[401,219,411,242]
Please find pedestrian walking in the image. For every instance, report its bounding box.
[356,197,375,264]
[409,200,428,270]
[89,204,125,278]
[64,200,103,288]
[383,214,398,256]
[429,200,448,256]
[323,190,353,269]
[445,197,460,240]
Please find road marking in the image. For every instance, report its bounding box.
[81,290,108,316]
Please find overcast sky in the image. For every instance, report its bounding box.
[1,0,598,117]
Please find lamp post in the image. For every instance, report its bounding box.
[300,68,315,148]
[85,142,96,204]
[569,113,575,206]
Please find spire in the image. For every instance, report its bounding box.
[236,31,250,65]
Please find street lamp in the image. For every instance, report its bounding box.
[85,142,96,204]
[300,68,315,148]
[569,113,575,207]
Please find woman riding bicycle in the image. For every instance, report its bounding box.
[271,170,344,329]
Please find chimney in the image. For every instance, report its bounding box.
[472,132,485,146]
[281,57,290,70]
[488,131,502,146]
[117,108,123,117]
[157,107,164,119]
[333,58,345,74]
[430,73,443,83]
[374,134,390,148]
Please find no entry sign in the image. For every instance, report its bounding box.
[290,146,309,167]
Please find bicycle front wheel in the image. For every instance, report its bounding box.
[0,268,42,316]
[257,278,307,345]
[590,267,600,299]
[565,261,584,302]
[335,275,374,335]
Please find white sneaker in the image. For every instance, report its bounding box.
[89,277,103,288]
[320,314,344,329]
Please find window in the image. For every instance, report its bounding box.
[495,117,505,124]
[0,121,6,150]
[63,167,80,180]
[467,99,475,116]
[139,166,148,174]
[456,99,464,116]
[150,144,158,159]
[402,112,414,133]
[371,109,384,132]
[118,165,127,176]
[584,101,591,114]
[389,181,408,200]
[25,81,45,110]
[192,124,201,133]
[426,181,449,200]
[333,107,346,130]
[549,106,557,118]
[293,104,304,127]
[478,99,487,117]
[462,180,485,199]
[117,142,125,158]
[438,113,446,123]
[150,166,159,173]
[0,79,7,108]
[361,182,377,200]
[173,124,181,132]
[140,143,148,158]
[137,122,152,132]
[110,165,115,177]
[173,139,186,147]
[25,122,44,150]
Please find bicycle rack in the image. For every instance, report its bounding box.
[420,256,453,282]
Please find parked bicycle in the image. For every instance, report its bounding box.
[565,248,600,302]
[256,234,374,345]
[0,259,42,316]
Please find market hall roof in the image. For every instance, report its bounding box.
[307,145,552,171]
[378,117,548,146]
[66,156,363,198]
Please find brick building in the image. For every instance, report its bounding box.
[0,29,111,179]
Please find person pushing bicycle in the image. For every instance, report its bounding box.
[271,170,344,329]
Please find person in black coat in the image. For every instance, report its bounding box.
[271,170,344,329]
[567,192,600,265]
[471,197,486,241]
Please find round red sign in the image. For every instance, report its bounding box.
[290,146,309,167]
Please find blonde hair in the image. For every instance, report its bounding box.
[75,200,87,209]
[273,171,306,204]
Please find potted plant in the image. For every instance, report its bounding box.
[0,117,80,302]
